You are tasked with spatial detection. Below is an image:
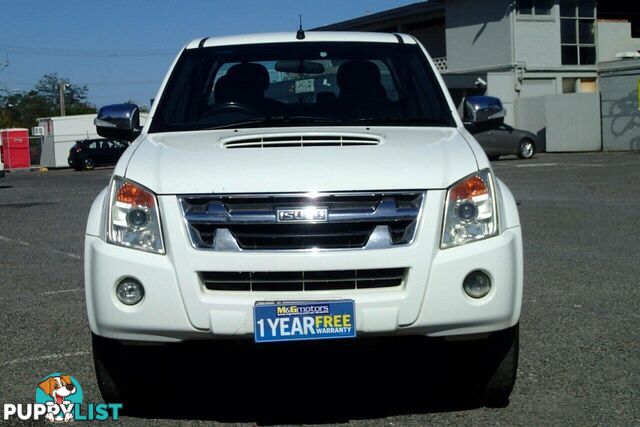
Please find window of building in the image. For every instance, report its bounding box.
[562,77,597,93]
[579,78,597,93]
[560,0,596,65]
[632,19,640,38]
[562,78,577,93]
[518,0,553,16]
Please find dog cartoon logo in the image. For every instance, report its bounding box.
[35,373,83,422]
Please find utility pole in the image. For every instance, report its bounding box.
[58,81,67,116]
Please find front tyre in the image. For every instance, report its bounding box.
[517,139,535,159]
[475,324,520,407]
[92,333,126,403]
[92,333,164,406]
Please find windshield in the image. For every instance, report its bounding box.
[149,41,455,133]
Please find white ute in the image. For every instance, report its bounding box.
[86,32,522,407]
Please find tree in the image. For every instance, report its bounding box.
[0,73,95,130]
[124,99,149,112]
[34,73,91,112]
[0,90,51,130]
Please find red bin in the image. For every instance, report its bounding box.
[1,128,31,169]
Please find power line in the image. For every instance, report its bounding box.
[2,66,162,88]
[87,94,154,98]
[0,44,176,58]
[78,81,160,86]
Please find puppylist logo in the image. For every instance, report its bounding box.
[3,373,122,422]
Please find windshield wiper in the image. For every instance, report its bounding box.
[349,117,453,127]
[209,116,342,130]
[208,116,452,130]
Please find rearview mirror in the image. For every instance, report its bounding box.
[94,103,141,142]
[464,96,506,124]
[275,60,325,74]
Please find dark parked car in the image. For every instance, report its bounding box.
[463,96,538,160]
[68,138,129,171]
[471,123,538,160]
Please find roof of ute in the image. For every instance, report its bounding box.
[185,31,416,49]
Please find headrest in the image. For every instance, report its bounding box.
[226,62,270,91]
[337,60,382,91]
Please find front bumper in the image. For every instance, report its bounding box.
[85,189,522,342]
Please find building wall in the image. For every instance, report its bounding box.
[597,21,640,63]
[520,78,557,97]
[514,8,562,67]
[599,59,640,151]
[445,0,514,72]
[409,23,447,58]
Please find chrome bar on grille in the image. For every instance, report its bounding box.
[184,198,420,225]
[212,228,241,251]
[179,191,425,251]
[363,225,393,249]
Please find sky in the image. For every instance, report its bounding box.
[0,0,419,108]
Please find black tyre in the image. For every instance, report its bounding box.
[83,157,96,170]
[517,139,535,159]
[92,333,166,407]
[475,324,519,407]
[73,165,83,171]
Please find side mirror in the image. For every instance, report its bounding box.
[464,96,506,124]
[94,103,141,142]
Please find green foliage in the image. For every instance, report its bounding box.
[0,73,96,131]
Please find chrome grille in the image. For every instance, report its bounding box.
[179,192,424,251]
[200,268,407,292]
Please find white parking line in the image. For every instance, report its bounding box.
[0,235,81,260]
[1,350,91,367]
[515,163,559,168]
[51,250,82,260]
[41,288,84,296]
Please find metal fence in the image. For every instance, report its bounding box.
[599,59,640,151]
[516,92,601,152]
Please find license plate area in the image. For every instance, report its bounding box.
[254,300,356,343]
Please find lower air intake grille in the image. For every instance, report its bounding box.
[200,268,407,292]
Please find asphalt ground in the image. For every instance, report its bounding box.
[0,152,639,425]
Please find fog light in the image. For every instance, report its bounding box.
[116,278,144,305]
[463,271,491,298]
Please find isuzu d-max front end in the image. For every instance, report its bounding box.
[86,32,522,406]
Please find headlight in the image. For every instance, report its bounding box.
[441,169,497,249]
[107,176,165,254]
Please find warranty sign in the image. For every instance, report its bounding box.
[254,300,356,343]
